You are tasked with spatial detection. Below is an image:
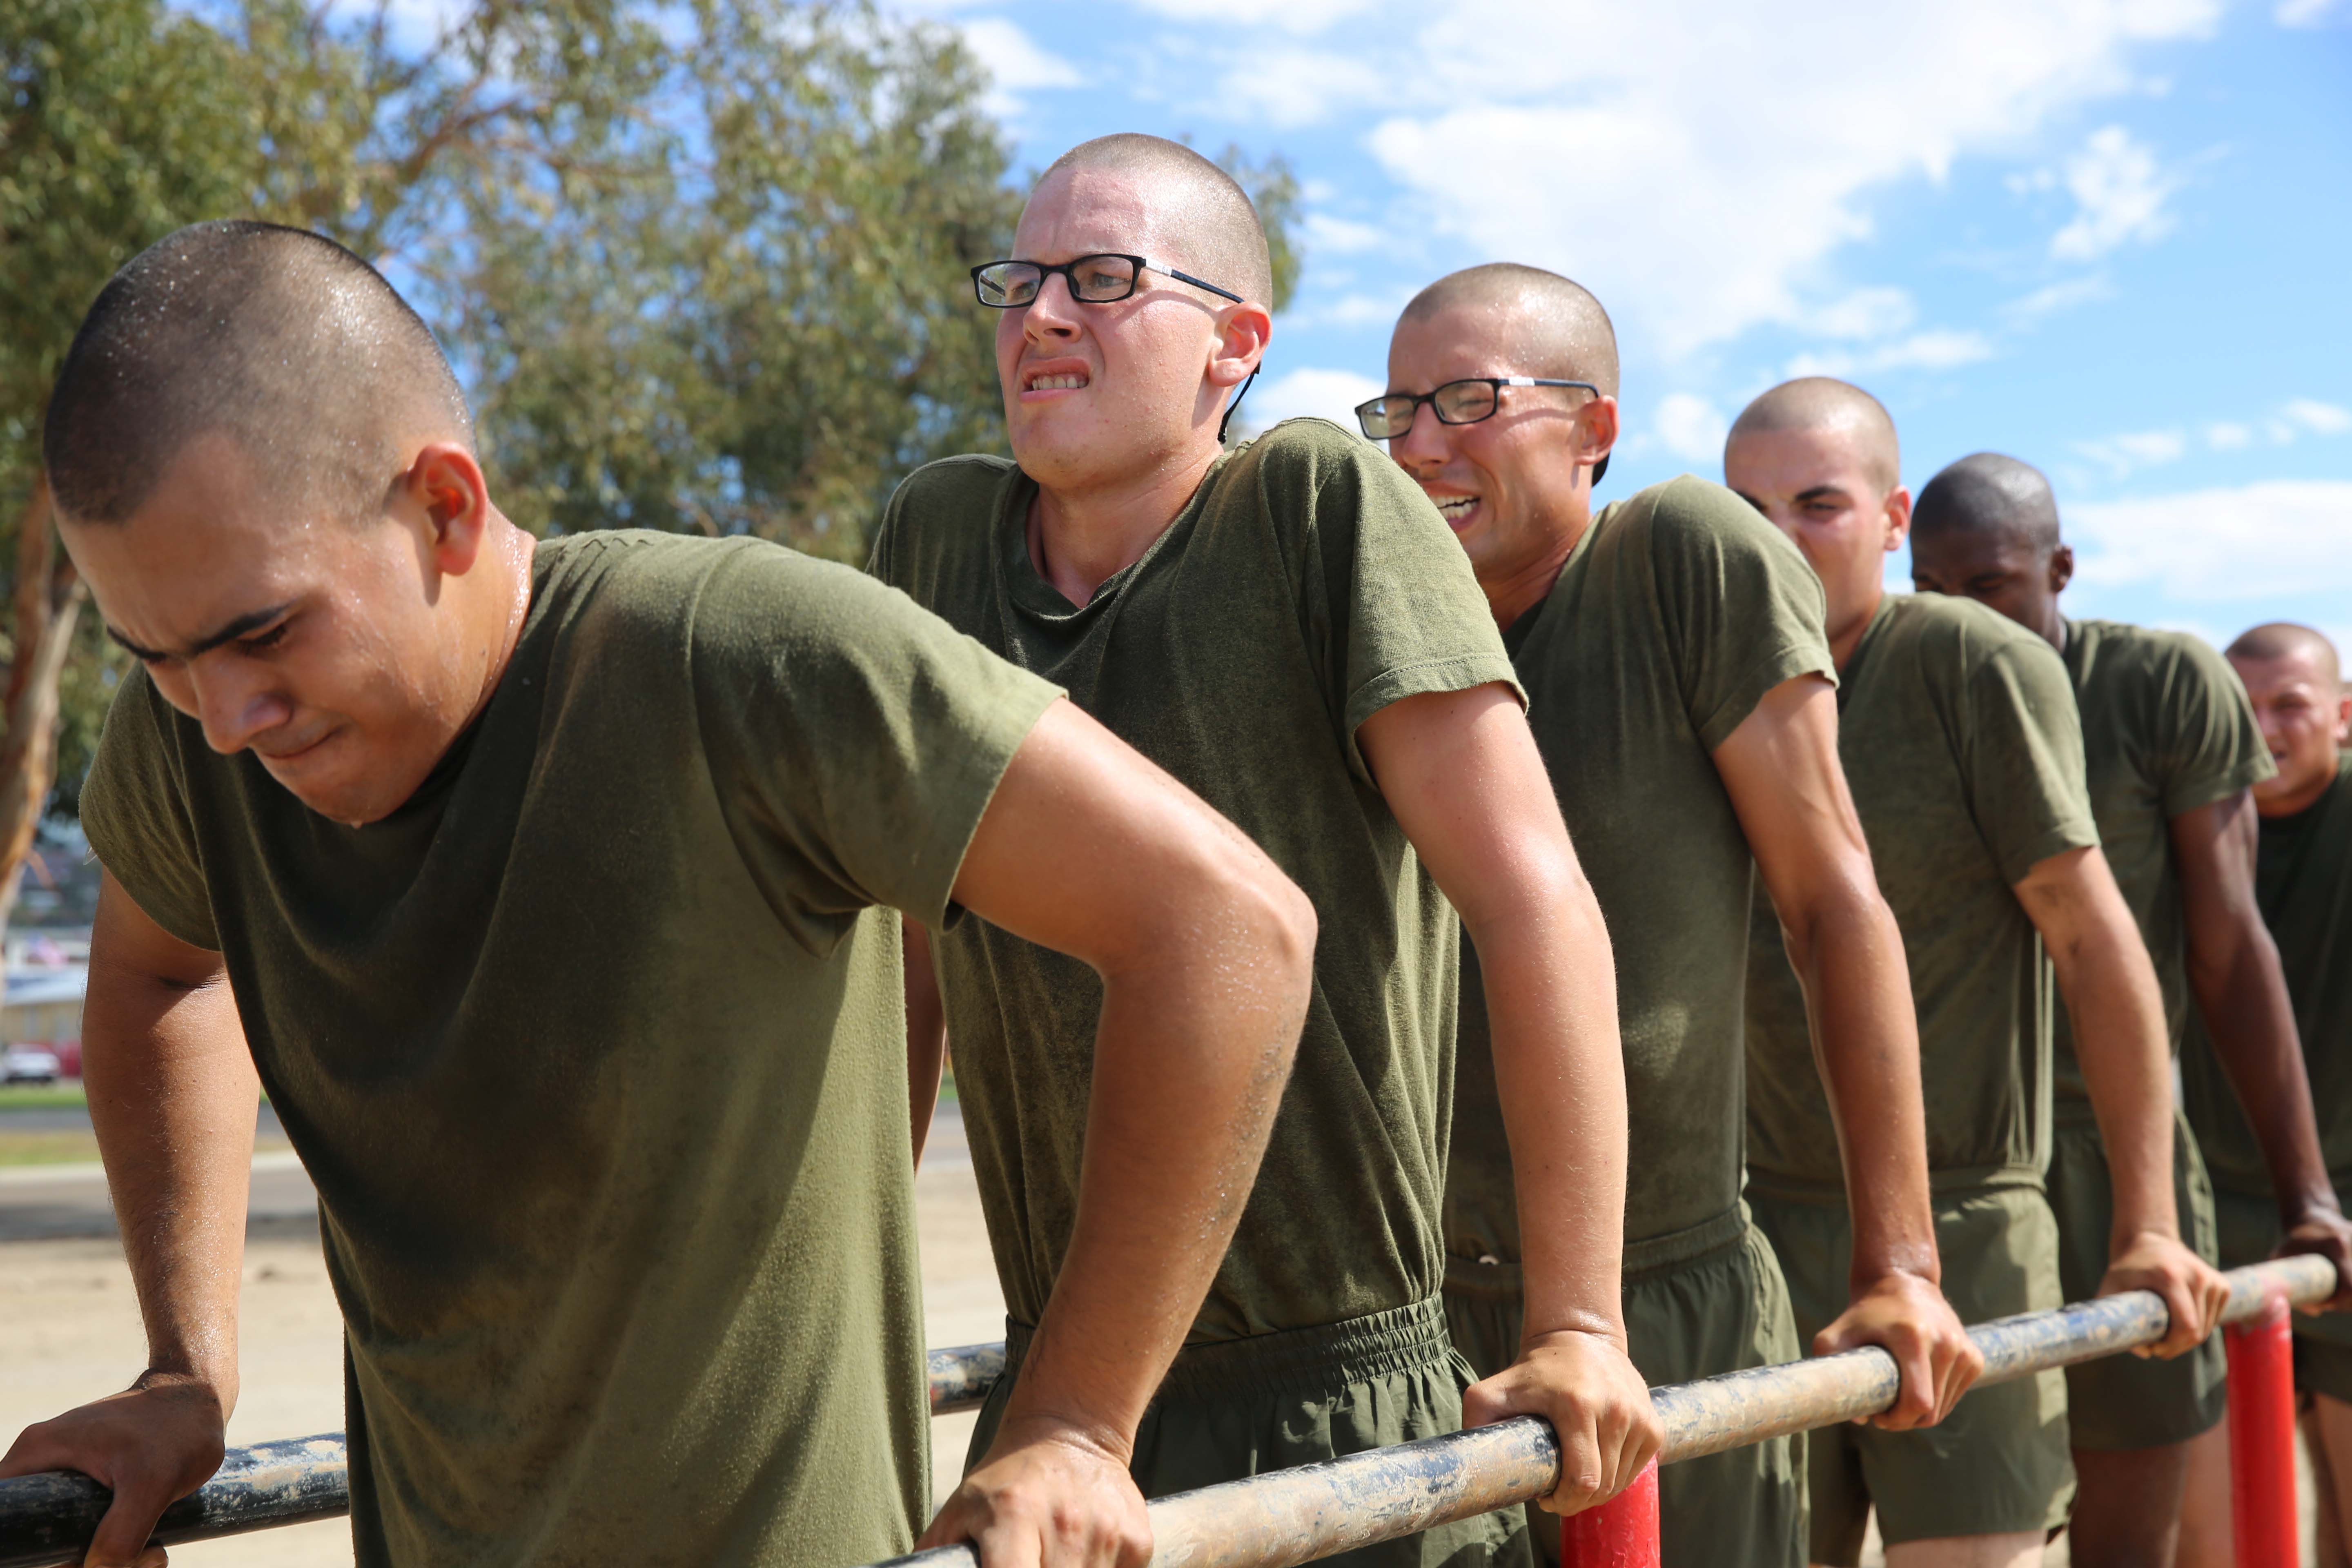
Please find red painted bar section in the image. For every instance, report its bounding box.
[1559,1460,1659,1568]
[2225,1286,2298,1568]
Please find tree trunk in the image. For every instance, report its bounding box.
[0,476,88,951]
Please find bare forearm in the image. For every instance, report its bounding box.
[1003,931,1303,1449]
[1786,889,1938,1289]
[2196,938,2338,1220]
[82,964,256,1401]
[1476,891,1628,1344]
[2056,941,2179,1243]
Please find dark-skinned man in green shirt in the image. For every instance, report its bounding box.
[2180,624,2352,1566]
[1727,379,2230,1568]
[1374,267,1980,1568]
[873,138,1659,1568]
[1911,455,2352,1568]
[0,221,1323,1568]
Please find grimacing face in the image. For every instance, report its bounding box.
[2230,647,2350,814]
[1909,525,2068,636]
[1383,306,1603,588]
[61,431,483,828]
[1724,424,1907,637]
[995,168,1256,492]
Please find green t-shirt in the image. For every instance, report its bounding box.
[79,532,1058,1568]
[868,417,1519,1340]
[2183,756,2352,1197]
[1745,594,2097,1198]
[1446,476,1836,1259]
[2051,618,2275,1109]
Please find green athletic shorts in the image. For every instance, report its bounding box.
[967,1296,1527,1568]
[1748,1184,2074,1563]
[2212,1186,2352,1405]
[1445,1205,1805,1568]
[2045,1106,2227,1449]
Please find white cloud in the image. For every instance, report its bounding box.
[958,17,1081,115]
[2283,399,2352,434]
[2069,481,2352,599]
[2205,422,2254,450]
[1302,214,1388,255]
[1248,367,1384,433]
[2002,273,2117,325]
[2276,0,2342,24]
[1803,287,1918,341]
[1129,0,1379,34]
[2050,125,2179,260]
[1323,0,2222,357]
[1785,330,1996,379]
[1655,393,1729,463]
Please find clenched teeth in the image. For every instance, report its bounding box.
[1027,373,1088,391]
[1435,497,1478,519]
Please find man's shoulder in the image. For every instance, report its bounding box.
[894,452,1020,512]
[540,530,911,650]
[1878,593,2074,709]
[1216,418,1400,510]
[2072,617,2243,705]
[1607,473,1804,562]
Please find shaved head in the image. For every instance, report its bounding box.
[2231,622,2341,686]
[1911,452,2062,552]
[44,220,471,527]
[1728,378,1898,493]
[1038,135,1273,308]
[1398,263,1619,397]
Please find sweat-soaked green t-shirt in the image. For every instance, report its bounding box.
[869,417,1519,1341]
[1746,593,2096,1198]
[1446,476,1836,1261]
[2184,756,2352,1197]
[78,532,1059,1568]
[2051,619,2274,1108]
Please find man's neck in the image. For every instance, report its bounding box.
[1829,579,1886,672]
[1480,506,1594,632]
[1027,441,1223,606]
[464,515,538,728]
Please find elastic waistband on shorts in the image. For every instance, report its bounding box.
[1003,1294,1456,1403]
[1744,1164,2045,1206]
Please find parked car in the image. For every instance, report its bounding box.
[2,1045,62,1084]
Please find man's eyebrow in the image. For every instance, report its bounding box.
[1793,484,1850,504]
[105,601,296,663]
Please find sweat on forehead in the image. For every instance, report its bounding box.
[1394,263,1619,397]
[1911,452,2062,553]
[42,220,473,528]
[1031,135,1274,308]
[1727,378,1900,494]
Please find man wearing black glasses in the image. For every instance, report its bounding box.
[871,134,1660,1568]
[1376,265,1978,1568]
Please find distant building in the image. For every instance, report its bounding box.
[5,964,87,1073]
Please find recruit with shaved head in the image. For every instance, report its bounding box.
[0,221,1322,1568]
[1726,380,2232,1568]
[1911,457,2352,1568]
[1376,270,1980,1568]
[867,135,1659,1568]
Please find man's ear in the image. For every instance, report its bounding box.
[1882,486,1914,553]
[1207,301,1274,389]
[1579,395,1619,464]
[2333,690,2351,748]
[2048,543,2075,595]
[399,443,494,576]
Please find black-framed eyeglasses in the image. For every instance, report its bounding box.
[1353,377,1599,441]
[971,254,1243,309]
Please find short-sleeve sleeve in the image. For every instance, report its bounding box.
[1274,422,1521,778]
[79,671,220,950]
[1963,639,2102,884]
[691,543,1062,946]
[1644,477,1837,750]
[2157,635,2276,819]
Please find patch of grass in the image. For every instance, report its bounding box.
[938,1069,958,1105]
[0,1081,87,1111]
[0,1130,101,1166]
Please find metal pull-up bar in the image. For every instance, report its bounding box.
[0,1255,2331,1568]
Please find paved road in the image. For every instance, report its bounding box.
[0,1101,969,1241]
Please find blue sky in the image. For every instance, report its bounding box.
[917,0,2352,650]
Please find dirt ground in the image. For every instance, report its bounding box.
[0,1158,1003,1568]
